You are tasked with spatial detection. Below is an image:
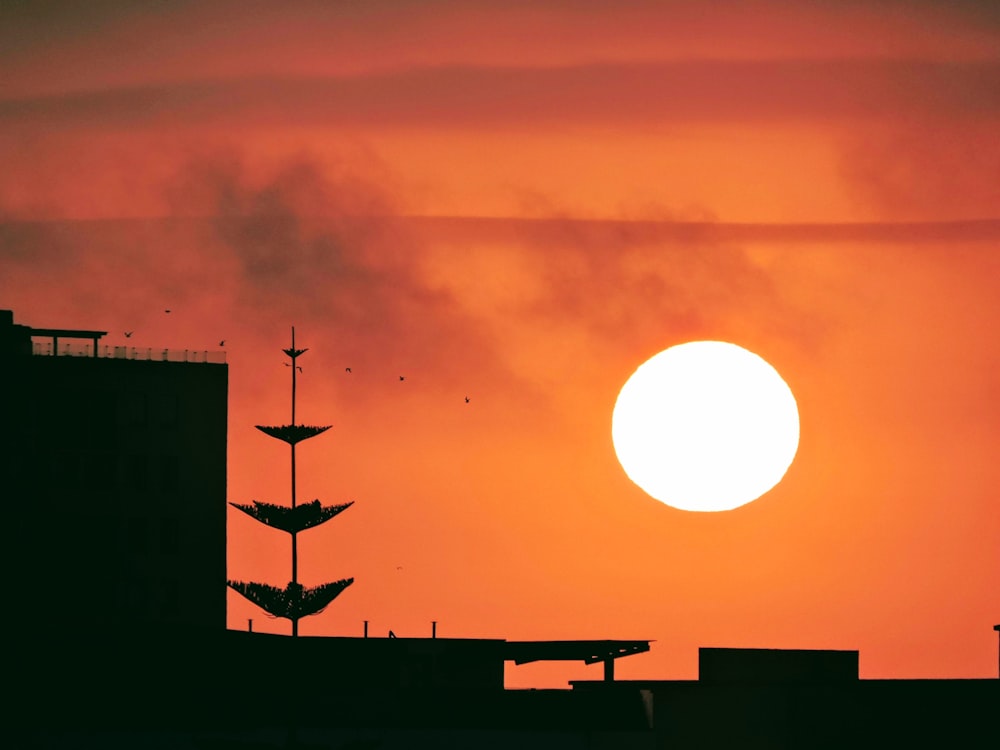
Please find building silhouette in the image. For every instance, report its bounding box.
[2,309,227,636]
[2,308,996,749]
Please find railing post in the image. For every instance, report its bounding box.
[994,624,999,678]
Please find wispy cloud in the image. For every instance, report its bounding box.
[3,60,999,130]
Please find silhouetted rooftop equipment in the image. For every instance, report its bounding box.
[3,308,224,361]
[505,639,652,681]
[994,624,999,677]
[698,647,859,684]
[35,343,226,362]
[216,632,651,686]
[28,326,107,356]
[2,309,107,357]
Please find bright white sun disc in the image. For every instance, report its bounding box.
[612,341,799,511]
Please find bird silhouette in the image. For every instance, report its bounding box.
[124,331,133,338]
[345,367,352,373]
[465,396,470,403]
[399,375,405,381]
[164,309,171,314]
[296,366,303,372]
[284,362,290,367]
[388,630,396,639]
[219,340,225,346]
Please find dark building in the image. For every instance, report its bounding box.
[572,647,999,747]
[1,309,228,636]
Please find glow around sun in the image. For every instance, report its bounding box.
[612,341,800,512]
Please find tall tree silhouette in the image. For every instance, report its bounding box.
[228,327,354,636]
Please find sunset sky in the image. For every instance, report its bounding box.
[2,1,998,687]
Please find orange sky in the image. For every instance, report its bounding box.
[1,1,998,687]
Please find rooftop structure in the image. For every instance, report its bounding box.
[0,308,225,363]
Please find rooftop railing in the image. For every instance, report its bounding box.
[32,342,226,364]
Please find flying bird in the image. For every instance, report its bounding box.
[219,340,225,346]
[164,309,171,314]
[399,375,405,381]
[124,331,133,338]
[465,396,470,403]
[345,367,351,373]
[296,366,303,373]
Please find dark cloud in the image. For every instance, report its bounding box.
[0,0,183,54]
[411,215,1000,245]
[4,2,998,90]
[168,152,392,293]
[839,124,1000,220]
[3,59,999,130]
[159,152,520,397]
[408,214,1000,378]
[417,218,814,370]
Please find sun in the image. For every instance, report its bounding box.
[612,341,799,512]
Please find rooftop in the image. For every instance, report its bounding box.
[1,309,225,363]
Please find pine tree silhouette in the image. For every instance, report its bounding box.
[228,327,354,636]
